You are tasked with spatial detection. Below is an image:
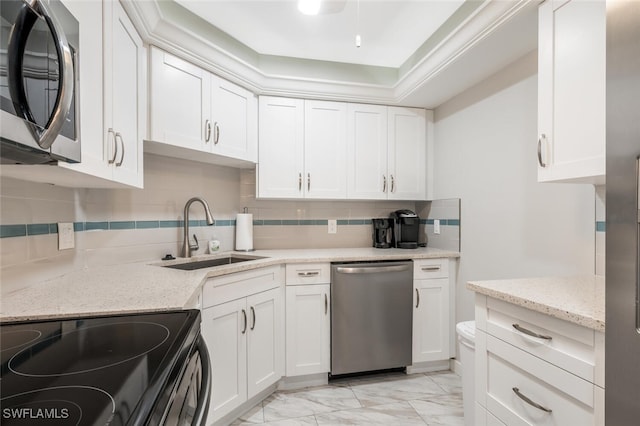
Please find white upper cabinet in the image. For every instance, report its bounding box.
[347,105,427,200]
[257,97,347,199]
[103,0,145,187]
[537,0,605,184]
[148,47,257,166]
[258,97,305,198]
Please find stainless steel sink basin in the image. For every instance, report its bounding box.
[162,255,265,270]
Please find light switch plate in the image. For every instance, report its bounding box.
[328,219,337,234]
[434,219,441,235]
[58,222,75,250]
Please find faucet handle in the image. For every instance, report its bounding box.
[191,234,199,251]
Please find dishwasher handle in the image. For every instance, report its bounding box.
[335,264,411,274]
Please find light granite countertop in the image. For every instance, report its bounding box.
[0,247,459,322]
[467,275,605,332]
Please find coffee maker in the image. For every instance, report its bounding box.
[390,209,420,249]
[371,218,393,248]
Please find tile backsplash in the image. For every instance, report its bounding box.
[1,154,458,286]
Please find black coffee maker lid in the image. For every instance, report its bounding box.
[391,209,418,218]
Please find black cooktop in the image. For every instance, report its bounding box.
[0,310,200,425]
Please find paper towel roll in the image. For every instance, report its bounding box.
[235,213,253,251]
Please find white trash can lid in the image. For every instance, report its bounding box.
[456,320,476,341]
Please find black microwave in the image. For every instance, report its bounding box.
[0,0,80,164]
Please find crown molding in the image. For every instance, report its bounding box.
[121,0,538,108]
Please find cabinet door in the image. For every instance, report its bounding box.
[413,278,450,363]
[257,97,304,198]
[347,103,388,199]
[246,288,283,398]
[105,0,145,187]
[202,299,247,423]
[388,107,426,200]
[537,0,605,183]
[149,47,210,150]
[285,284,330,376]
[304,100,347,199]
[211,77,257,162]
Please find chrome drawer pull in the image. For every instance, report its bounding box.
[250,306,256,330]
[512,323,552,340]
[537,134,547,168]
[421,266,441,272]
[241,309,247,334]
[512,387,552,413]
[415,288,420,308]
[325,293,328,315]
[298,271,320,277]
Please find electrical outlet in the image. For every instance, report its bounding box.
[58,222,75,250]
[328,219,337,234]
[434,219,441,235]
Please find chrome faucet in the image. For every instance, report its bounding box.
[182,197,215,258]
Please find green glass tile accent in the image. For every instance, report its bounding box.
[596,221,606,232]
[49,224,58,234]
[160,220,181,228]
[337,220,349,225]
[27,223,51,235]
[426,219,435,225]
[252,219,264,226]
[215,220,232,227]
[1,224,27,238]
[363,219,372,225]
[448,219,460,226]
[263,220,282,225]
[188,220,200,227]
[348,219,365,225]
[136,221,159,229]
[73,222,84,232]
[282,220,299,225]
[85,222,109,231]
[299,220,315,225]
[110,221,135,230]
[315,219,328,225]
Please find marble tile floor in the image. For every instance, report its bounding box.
[231,371,464,426]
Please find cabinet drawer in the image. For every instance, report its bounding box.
[485,335,598,426]
[203,265,283,308]
[484,298,601,384]
[413,258,449,279]
[286,263,330,285]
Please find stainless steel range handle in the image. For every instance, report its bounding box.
[512,387,552,413]
[537,134,547,168]
[512,323,552,340]
[193,336,212,426]
[336,264,411,274]
[241,309,247,334]
[115,132,125,167]
[108,128,117,164]
[250,306,256,331]
[7,0,74,150]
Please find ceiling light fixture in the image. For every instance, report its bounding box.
[298,0,321,15]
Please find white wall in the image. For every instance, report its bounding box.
[433,51,595,324]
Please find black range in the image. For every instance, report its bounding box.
[0,309,210,425]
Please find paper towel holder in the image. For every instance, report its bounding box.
[235,207,255,252]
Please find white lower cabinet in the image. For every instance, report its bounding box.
[412,259,451,364]
[201,266,284,425]
[475,295,604,426]
[284,263,331,377]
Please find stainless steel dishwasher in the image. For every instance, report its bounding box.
[330,260,413,376]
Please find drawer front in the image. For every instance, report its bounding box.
[485,335,596,426]
[285,263,330,285]
[413,258,449,279]
[485,298,597,383]
[203,265,283,308]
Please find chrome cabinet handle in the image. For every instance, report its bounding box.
[383,175,387,193]
[115,132,125,167]
[512,323,552,340]
[250,306,256,330]
[205,120,212,142]
[391,175,395,193]
[537,134,547,168]
[108,128,117,164]
[298,173,302,191]
[416,288,420,308]
[307,173,311,191]
[512,387,552,413]
[7,0,74,150]
[324,293,328,315]
[421,266,441,272]
[214,122,220,145]
[298,271,320,277]
[241,309,247,334]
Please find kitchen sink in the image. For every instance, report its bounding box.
[162,255,266,270]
